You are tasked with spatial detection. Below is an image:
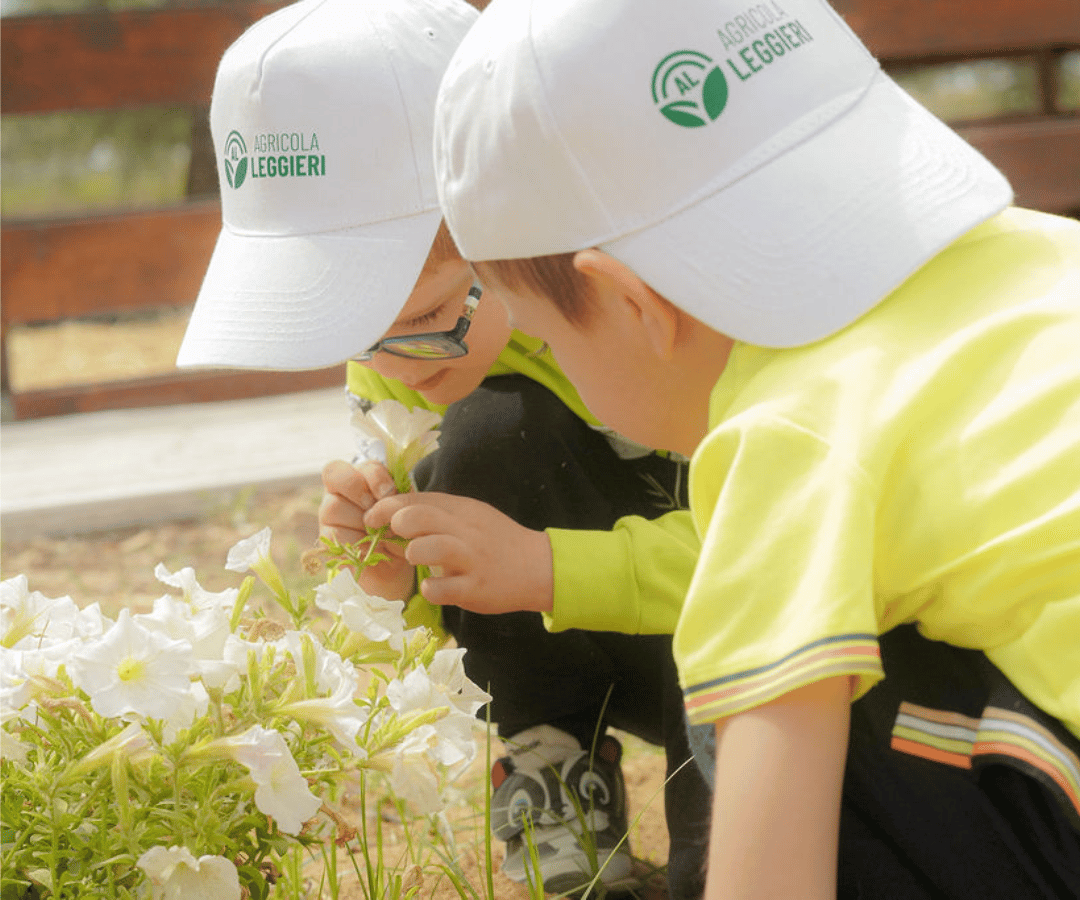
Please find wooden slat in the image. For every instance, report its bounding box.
[831,0,1080,61]
[1,1,288,115]
[957,117,1080,214]
[1,202,221,327]
[11,366,346,420]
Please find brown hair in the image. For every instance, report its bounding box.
[424,220,596,324]
[473,253,596,325]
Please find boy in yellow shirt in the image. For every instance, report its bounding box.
[366,0,1080,896]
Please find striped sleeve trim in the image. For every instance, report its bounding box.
[683,633,882,725]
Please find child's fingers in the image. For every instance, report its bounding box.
[390,505,467,551]
[363,492,407,528]
[321,460,372,511]
[365,491,474,531]
[416,572,472,607]
[318,491,367,543]
[354,460,398,500]
[403,532,470,573]
[321,459,395,512]
[365,493,442,533]
[320,484,410,556]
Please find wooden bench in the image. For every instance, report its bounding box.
[2,0,1077,420]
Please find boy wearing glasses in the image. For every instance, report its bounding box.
[176,0,710,895]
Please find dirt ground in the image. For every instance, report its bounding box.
[2,320,676,899]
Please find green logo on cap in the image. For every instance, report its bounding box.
[223,131,248,189]
[651,50,728,127]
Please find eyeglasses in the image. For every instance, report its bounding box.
[355,285,482,361]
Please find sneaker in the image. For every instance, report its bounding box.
[491,725,634,895]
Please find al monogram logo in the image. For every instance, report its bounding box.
[651,50,729,128]
[223,131,249,189]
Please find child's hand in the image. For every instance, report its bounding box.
[364,492,555,615]
[320,460,414,601]
[319,459,398,542]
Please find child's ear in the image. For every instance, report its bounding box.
[572,249,679,359]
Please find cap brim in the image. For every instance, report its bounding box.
[604,72,1013,348]
[177,209,443,370]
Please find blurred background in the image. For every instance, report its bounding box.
[2,0,1079,418]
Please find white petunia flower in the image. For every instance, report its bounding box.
[277,633,368,753]
[225,725,321,835]
[426,648,492,717]
[224,528,272,574]
[224,528,288,598]
[1,639,79,715]
[1,576,85,649]
[281,630,350,695]
[160,680,210,739]
[312,568,359,615]
[386,648,489,791]
[70,602,113,641]
[279,677,369,754]
[388,647,490,718]
[0,583,112,719]
[0,575,30,608]
[0,707,28,764]
[350,400,441,489]
[390,724,451,814]
[137,845,241,900]
[69,610,196,721]
[219,629,292,694]
[135,593,234,690]
[222,631,272,670]
[154,564,238,613]
[316,570,406,650]
[0,729,28,765]
[387,674,478,780]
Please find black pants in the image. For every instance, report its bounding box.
[840,625,1080,899]
[413,374,710,900]
[689,624,1080,898]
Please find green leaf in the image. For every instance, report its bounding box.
[702,66,729,120]
[661,101,706,128]
[234,156,248,188]
[224,158,235,188]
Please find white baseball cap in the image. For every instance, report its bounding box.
[434,0,1013,348]
[177,0,478,371]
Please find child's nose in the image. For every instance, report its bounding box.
[364,350,419,383]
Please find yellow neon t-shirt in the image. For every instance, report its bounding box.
[677,208,1080,739]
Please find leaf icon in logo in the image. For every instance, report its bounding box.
[222,131,249,189]
[651,51,728,128]
[701,67,728,121]
[661,100,706,128]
